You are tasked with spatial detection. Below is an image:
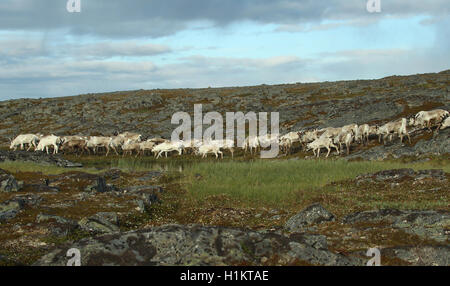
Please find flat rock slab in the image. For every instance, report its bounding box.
[343,209,450,242]
[78,212,120,234]
[34,224,362,266]
[0,150,82,168]
[381,245,450,266]
[355,169,447,184]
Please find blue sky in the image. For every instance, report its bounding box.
[0,0,449,100]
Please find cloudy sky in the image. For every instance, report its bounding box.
[0,0,449,100]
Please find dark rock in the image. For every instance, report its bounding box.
[13,194,42,207]
[141,192,160,206]
[101,169,122,181]
[84,177,117,193]
[343,209,405,224]
[285,204,336,232]
[0,254,15,265]
[25,184,60,193]
[134,191,161,213]
[34,224,361,266]
[0,150,82,168]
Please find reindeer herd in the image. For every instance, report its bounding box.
[7,109,450,159]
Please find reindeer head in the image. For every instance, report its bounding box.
[8,136,15,149]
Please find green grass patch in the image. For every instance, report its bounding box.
[181,159,449,207]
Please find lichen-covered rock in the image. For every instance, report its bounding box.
[346,128,450,161]
[289,233,328,250]
[78,212,120,234]
[0,199,24,221]
[1,194,43,222]
[34,224,361,266]
[285,204,336,232]
[137,171,164,182]
[122,185,164,194]
[343,209,450,242]
[381,245,450,266]
[36,214,79,236]
[355,169,447,185]
[0,169,23,193]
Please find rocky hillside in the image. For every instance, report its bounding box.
[1,70,449,151]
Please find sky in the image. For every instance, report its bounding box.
[0,0,449,100]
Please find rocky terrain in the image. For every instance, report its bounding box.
[0,70,449,266]
[0,152,448,266]
[0,70,448,146]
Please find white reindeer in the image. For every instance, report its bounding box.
[412,109,449,131]
[307,136,339,158]
[10,134,40,151]
[35,135,63,154]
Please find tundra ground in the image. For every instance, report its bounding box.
[0,155,448,265]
